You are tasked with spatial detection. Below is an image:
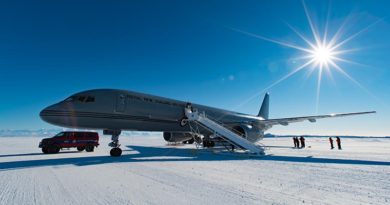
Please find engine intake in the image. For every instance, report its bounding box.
[163,132,193,143]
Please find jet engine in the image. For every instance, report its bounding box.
[231,125,264,142]
[163,132,193,143]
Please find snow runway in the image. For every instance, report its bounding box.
[0,135,389,205]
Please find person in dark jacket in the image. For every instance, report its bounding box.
[293,137,297,148]
[329,137,334,149]
[336,137,342,150]
[299,136,305,148]
[296,137,300,148]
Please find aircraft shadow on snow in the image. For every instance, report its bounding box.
[0,145,389,171]
[0,151,80,158]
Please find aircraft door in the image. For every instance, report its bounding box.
[115,94,126,113]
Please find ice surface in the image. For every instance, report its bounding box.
[0,135,389,205]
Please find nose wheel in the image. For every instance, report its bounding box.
[110,147,122,157]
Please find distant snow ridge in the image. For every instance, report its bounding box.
[0,129,64,137]
[0,129,162,137]
[265,133,389,139]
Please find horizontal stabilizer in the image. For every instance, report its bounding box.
[261,111,376,126]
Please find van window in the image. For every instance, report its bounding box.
[66,132,74,137]
[73,132,78,138]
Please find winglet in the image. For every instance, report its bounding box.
[258,93,269,119]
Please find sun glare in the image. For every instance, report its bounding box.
[230,0,380,113]
[312,44,333,65]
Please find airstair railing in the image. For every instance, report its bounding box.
[184,107,265,155]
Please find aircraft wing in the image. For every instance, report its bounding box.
[261,111,376,126]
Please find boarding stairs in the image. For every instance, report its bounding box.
[184,107,265,155]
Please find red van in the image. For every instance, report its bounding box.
[39,131,99,154]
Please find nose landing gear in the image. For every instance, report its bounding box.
[105,130,122,157]
[110,147,122,157]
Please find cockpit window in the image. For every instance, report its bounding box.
[64,95,95,103]
[64,97,74,102]
[78,96,86,102]
[86,96,95,102]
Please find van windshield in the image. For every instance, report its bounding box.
[54,132,65,137]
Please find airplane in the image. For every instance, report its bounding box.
[40,89,376,156]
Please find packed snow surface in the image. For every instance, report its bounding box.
[0,135,389,205]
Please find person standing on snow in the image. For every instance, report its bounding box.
[329,137,334,149]
[336,137,342,150]
[299,136,305,148]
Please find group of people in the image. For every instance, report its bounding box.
[293,136,305,148]
[292,136,342,150]
[329,137,342,150]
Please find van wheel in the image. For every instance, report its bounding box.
[42,147,49,154]
[48,145,60,154]
[77,146,85,151]
[85,145,94,152]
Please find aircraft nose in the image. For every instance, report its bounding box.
[40,102,75,127]
[40,106,52,123]
[39,104,61,123]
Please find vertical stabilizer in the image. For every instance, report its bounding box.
[258,93,269,119]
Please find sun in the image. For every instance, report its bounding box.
[312,44,334,65]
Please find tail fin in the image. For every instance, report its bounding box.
[258,93,269,119]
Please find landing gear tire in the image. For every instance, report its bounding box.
[48,145,60,154]
[187,138,195,144]
[203,140,215,147]
[77,146,85,151]
[108,130,122,157]
[85,145,94,152]
[180,117,188,127]
[203,140,215,148]
[42,147,49,154]
[110,147,122,157]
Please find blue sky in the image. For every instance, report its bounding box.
[0,0,389,136]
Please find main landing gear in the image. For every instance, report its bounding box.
[106,130,122,157]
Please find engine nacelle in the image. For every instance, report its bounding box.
[163,132,193,143]
[231,125,264,143]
